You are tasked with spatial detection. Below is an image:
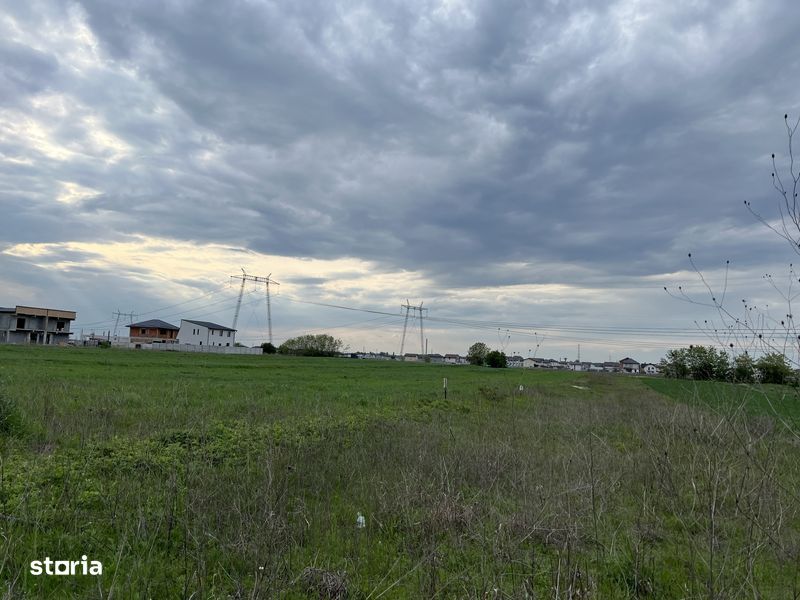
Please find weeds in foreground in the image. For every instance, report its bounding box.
[0,349,798,598]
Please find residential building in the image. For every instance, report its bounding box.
[126,319,179,344]
[178,319,236,347]
[507,355,524,368]
[0,305,76,345]
[641,363,659,375]
[619,357,640,374]
[403,353,419,362]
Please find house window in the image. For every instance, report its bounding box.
[56,321,65,331]
[16,317,25,329]
[226,343,230,347]
[199,341,202,345]
[141,329,147,335]
[159,329,167,335]
[227,331,231,337]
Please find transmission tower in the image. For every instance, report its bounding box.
[231,269,280,344]
[399,300,427,356]
[112,310,136,338]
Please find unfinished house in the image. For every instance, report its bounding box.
[0,305,76,345]
[126,319,180,344]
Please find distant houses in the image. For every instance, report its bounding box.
[0,301,664,370]
[619,357,640,374]
[0,305,76,345]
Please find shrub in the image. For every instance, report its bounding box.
[755,352,793,385]
[660,346,729,381]
[732,354,756,383]
[485,350,507,369]
[278,334,343,357]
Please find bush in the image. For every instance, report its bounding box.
[755,352,793,385]
[732,354,756,383]
[660,346,729,381]
[261,342,277,354]
[485,350,507,368]
[278,334,343,357]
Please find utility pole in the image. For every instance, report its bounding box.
[230,269,280,344]
[399,300,427,356]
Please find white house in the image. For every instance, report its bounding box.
[507,355,524,368]
[178,319,236,347]
[444,353,470,365]
[641,363,659,375]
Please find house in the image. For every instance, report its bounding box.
[0,305,76,345]
[444,353,461,364]
[126,319,179,344]
[403,353,419,362]
[507,355,524,368]
[641,363,659,376]
[619,357,640,374]
[427,353,445,364]
[603,361,621,373]
[588,363,605,372]
[178,319,236,347]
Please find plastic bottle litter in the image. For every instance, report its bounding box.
[356,512,366,529]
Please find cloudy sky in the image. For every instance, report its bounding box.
[2,0,800,362]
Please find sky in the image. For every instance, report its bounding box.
[2,0,800,362]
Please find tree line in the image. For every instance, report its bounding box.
[661,345,794,384]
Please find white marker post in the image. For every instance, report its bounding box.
[443,377,448,399]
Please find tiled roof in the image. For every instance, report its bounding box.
[181,319,236,332]
[127,319,179,330]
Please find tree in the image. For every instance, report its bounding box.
[685,345,730,381]
[467,342,489,366]
[732,353,756,383]
[261,342,277,354]
[659,346,730,381]
[485,350,507,368]
[661,348,689,379]
[278,334,343,357]
[755,352,793,385]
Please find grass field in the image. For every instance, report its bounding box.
[1,346,799,598]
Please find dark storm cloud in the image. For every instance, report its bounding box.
[62,0,795,282]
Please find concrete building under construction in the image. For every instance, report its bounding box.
[0,305,76,345]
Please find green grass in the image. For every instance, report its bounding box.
[1,346,799,598]
[642,377,800,425]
